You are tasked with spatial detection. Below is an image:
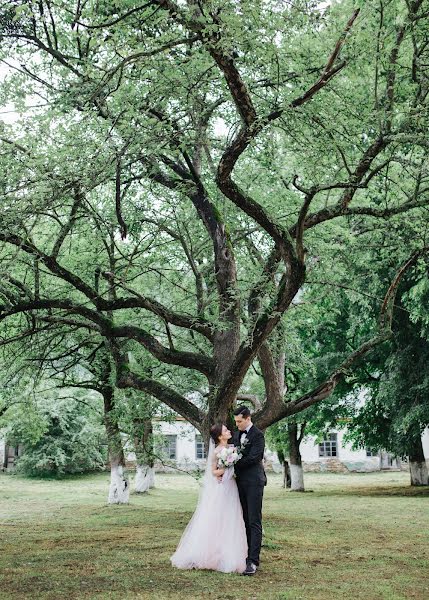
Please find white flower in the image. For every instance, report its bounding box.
[240,437,249,450]
[216,445,242,469]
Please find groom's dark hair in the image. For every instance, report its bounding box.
[233,405,251,418]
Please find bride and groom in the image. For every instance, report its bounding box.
[170,405,267,575]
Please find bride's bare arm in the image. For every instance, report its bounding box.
[212,453,225,477]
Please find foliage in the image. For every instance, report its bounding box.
[2,393,107,477]
[0,0,428,436]
[343,272,429,457]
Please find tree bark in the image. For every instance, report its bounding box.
[103,387,129,504]
[135,463,155,493]
[409,434,429,486]
[288,423,305,492]
[134,418,155,493]
[283,459,291,489]
[108,461,129,504]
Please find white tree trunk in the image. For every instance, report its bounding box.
[135,463,155,493]
[290,463,305,491]
[409,459,429,486]
[288,422,305,491]
[108,464,130,504]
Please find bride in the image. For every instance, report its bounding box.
[170,423,248,573]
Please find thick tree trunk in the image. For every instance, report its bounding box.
[103,387,129,504]
[288,423,305,491]
[108,460,130,504]
[135,464,155,493]
[409,435,429,486]
[2,444,9,469]
[283,459,291,489]
[134,418,155,493]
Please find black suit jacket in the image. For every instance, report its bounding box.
[233,425,267,486]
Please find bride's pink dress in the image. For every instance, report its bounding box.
[170,444,247,573]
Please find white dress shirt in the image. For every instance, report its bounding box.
[240,423,253,445]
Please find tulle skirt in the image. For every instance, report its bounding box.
[170,468,247,573]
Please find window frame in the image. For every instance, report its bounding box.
[161,434,177,460]
[195,434,206,460]
[318,432,338,458]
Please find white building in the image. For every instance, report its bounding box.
[125,418,208,471]
[2,418,429,473]
[127,418,429,474]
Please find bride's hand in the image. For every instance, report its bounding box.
[215,468,225,482]
[213,467,225,476]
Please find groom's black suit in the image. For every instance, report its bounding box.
[233,425,267,567]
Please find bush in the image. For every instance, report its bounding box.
[4,397,107,477]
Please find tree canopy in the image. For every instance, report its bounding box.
[0,0,428,436]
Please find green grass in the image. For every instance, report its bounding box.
[1,470,428,599]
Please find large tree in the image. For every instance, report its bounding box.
[342,264,429,486]
[0,0,428,439]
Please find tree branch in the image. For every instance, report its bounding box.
[0,299,107,329]
[109,324,214,377]
[254,246,429,429]
[51,187,83,258]
[98,277,213,341]
[0,232,99,304]
[117,370,203,430]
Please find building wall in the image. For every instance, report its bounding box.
[3,423,429,473]
[159,420,201,464]
[298,430,382,472]
[125,419,207,470]
[126,422,429,474]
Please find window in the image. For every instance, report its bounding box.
[319,433,338,457]
[366,448,377,457]
[195,435,206,459]
[161,435,177,460]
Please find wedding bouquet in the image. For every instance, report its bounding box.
[216,445,242,469]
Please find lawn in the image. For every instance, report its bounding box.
[0,470,428,600]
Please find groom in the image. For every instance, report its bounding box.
[232,405,267,576]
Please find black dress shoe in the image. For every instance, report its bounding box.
[242,562,257,575]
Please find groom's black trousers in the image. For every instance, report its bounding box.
[237,481,264,566]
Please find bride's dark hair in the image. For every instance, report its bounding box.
[209,423,224,444]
